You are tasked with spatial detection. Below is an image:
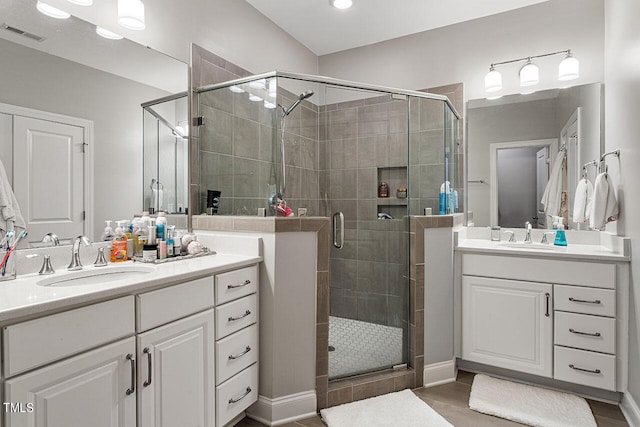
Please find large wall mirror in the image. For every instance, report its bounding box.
[467,83,603,230]
[0,0,187,246]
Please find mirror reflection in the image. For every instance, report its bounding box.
[0,0,188,247]
[467,83,603,230]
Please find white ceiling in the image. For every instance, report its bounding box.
[246,0,550,56]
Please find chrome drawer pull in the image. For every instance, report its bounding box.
[545,293,550,317]
[229,387,252,404]
[569,297,601,304]
[228,310,252,322]
[126,354,136,395]
[569,364,601,374]
[569,328,601,337]
[143,347,152,387]
[229,345,252,360]
[228,279,251,289]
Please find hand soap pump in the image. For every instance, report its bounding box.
[101,220,114,241]
[553,216,567,246]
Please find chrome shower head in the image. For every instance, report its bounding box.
[282,90,314,116]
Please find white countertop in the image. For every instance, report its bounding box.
[0,247,261,324]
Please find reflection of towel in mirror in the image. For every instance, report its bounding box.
[572,178,594,223]
[589,172,618,230]
[0,159,26,232]
[541,151,565,223]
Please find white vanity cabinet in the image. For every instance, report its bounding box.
[462,276,553,377]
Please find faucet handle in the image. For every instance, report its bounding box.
[525,221,532,230]
[541,232,556,245]
[94,247,108,267]
[504,231,516,242]
[26,254,55,275]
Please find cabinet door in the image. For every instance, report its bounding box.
[4,337,136,427]
[137,310,214,427]
[462,276,553,377]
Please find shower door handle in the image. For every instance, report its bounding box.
[333,212,344,249]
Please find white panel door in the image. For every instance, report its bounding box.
[462,275,553,377]
[4,337,136,427]
[137,310,215,427]
[13,116,84,245]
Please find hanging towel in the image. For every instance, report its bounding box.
[0,159,25,233]
[541,150,565,225]
[589,172,618,230]
[573,178,594,223]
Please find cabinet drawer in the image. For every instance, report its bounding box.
[216,363,258,427]
[137,275,214,332]
[216,293,258,340]
[554,285,615,317]
[554,312,616,354]
[554,346,616,391]
[216,324,258,384]
[3,296,134,377]
[215,265,258,305]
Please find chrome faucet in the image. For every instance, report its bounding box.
[68,236,91,271]
[524,221,533,244]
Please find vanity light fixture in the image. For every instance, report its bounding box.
[330,0,354,9]
[249,94,263,102]
[67,0,93,5]
[96,26,123,40]
[484,49,579,94]
[36,1,71,19]
[118,0,145,30]
[249,79,267,90]
[264,100,277,109]
[229,85,245,93]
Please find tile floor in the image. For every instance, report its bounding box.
[235,371,629,427]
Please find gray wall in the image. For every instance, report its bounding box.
[0,38,168,240]
[604,0,640,413]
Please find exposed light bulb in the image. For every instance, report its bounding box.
[330,0,353,9]
[558,53,579,81]
[484,66,502,93]
[519,60,539,87]
[36,1,71,19]
[96,27,123,40]
[67,0,93,5]
[118,0,145,30]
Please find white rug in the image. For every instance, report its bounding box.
[469,374,597,427]
[320,389,453,427]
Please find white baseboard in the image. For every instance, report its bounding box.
[423,359,457,388]
[246,391,317,426]
[621,391,640,427]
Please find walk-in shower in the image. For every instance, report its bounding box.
[142,93,189,214]
[193,71,460,380]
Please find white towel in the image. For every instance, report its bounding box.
[541,151,565,220]
[0,159,25,233]
[572,178,594,223]
[589,172,618,230]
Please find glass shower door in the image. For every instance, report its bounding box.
[321,85,410,380]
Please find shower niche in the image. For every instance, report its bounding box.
[193,71,460,380]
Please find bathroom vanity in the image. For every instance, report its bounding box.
[0,234,261,427]
[455,228,630,396]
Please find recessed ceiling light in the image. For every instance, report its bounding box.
[36,1,71,19]
[96,26,123,40]
[330,0,353,10]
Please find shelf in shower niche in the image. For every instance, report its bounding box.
[377,198,408,206]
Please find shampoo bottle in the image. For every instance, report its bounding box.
[111,221,128,262]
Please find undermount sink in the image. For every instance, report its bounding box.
[37,264,154,287]
[496,242,563,251]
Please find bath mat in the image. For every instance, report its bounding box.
[320,389,453,427]
[469,374,597,427]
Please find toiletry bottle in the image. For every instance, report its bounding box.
[111,221,128,262]
[133,215,148,258]
[173,229,183,256]
[156,211,167,240]
[553,216,567,246]
[101,220,114,241]
[166,226,175,257]
[439,181,450,215]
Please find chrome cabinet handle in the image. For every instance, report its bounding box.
[545,293,550,317]
[569,364,601,374]
[143,347,152,387]
[229,346,251,360]
[229,310,252,322]
[333,212,344,249]
[569,297,601,304]
[126,354,136,395]
[569,328,601,337]
[229,387,252,404]
[228,279,251,289]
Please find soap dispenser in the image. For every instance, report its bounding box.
[101,220,114,241]
[553,216,567,246]
[111,220,128,262]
